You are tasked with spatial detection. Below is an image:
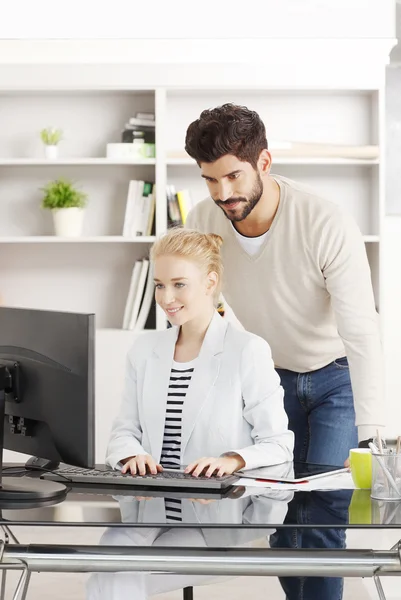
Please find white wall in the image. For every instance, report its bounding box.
[381,218,401,435]
[0,0,396,39]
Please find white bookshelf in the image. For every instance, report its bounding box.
[0,90,157,332]
[0,86,384,331]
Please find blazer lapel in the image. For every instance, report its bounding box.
[141,311,229,465]
[140,497,166,524]
[142,326,178,462]
[181,312,228,458]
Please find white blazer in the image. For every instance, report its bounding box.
[106,486,294,549]
[107,311,294,470]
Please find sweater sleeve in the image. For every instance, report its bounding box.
[320,211,385,440]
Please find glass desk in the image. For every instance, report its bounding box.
[0,463,400,600]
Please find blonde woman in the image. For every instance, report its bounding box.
[107,228,293,480]
[87,229,293,600]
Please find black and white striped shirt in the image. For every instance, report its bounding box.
[161,359,195,523]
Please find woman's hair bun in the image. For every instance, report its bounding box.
[207,233,223,250]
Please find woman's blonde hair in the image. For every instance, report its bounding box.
[150,227,223,298]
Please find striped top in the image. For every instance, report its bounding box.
[161,358,195,523]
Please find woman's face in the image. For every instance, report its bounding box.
[154,255,217,326]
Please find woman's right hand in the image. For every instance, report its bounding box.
[120,454,163,476]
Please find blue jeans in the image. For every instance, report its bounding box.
[270,357,358,600]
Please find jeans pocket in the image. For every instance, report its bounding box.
[334,356,349,369]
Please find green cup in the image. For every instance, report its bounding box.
[349,489,372,524]
[349,448,372,489]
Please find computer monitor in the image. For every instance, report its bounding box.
[0,306,95,506]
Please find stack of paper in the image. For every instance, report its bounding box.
[237,471,355,492]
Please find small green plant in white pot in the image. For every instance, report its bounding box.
[40,127,63,160]
[41,179,88,237]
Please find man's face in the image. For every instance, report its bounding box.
[200,154,263,222]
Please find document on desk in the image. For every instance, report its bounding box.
[237,471,355,491]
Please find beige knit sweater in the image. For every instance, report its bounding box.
[186,175,384,441]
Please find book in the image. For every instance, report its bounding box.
[128,118,156,128]
[133,181,153,236]
[122,181,139,238]
[128,259,149,330]
[166,184,182,228]
[123,180,150,238]
[176,189,192,224]
[136,112,155,121]
[139,182,154,236]
[130,181,145,237]
[122,261,143,329]
[145,190,156,236]
[134,262,155,331]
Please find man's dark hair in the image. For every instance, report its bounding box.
[185,103,267,168]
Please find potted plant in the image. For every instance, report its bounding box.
[40,127,63,160]
[41,179,88,237]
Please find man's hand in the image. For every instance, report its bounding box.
[184,454,245,478]
[120,454,163,476]
[344,438,374,470]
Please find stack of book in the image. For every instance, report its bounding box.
[122,112,155,144]
[107,112,156,160]
[122,259,156,331]
[123,180,155,238]
[122,112,156,158]
[167,185,193,228]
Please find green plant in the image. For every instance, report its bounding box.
[40,127,63,146]
[41,179,88,210]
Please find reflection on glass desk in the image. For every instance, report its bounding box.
[0,462,400,600]
[1,462,401,527]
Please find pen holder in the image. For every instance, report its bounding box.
[372,498,401,524]
[371,452,401,501]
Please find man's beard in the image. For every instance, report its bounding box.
[214,173,263,222]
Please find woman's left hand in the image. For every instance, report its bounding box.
[184,454,245,478]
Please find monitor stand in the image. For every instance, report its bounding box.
[0,365,67,508]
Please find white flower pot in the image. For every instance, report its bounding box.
[52,208,85,237]
[45,145,58,160]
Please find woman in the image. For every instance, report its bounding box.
[107,228,293,478]
[86,485,293,600]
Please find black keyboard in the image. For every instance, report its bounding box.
[41,466,239,490]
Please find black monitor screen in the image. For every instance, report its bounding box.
[0,307,95,468]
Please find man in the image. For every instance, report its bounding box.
[184,103,384,600]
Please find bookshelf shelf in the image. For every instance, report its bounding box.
[0,158,156,166]
[363,235,380,243]
[166,157,380,167]
[0,236,156,243]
